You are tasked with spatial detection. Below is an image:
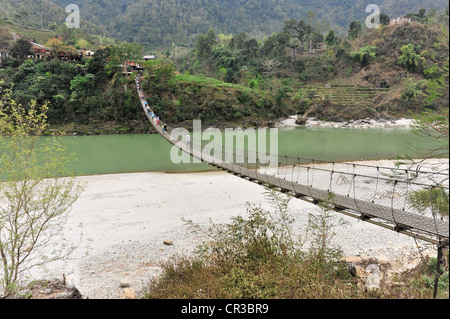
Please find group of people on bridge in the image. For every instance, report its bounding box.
[135,76,168,134]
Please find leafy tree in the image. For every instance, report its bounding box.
[351,45,376,66]
[0,82,83,298]
[86,46,111,83]
[9,38,32,61]
[45,38,65,59]
[409,186,449,219]
[282,19,308,54]
[69,74,95,102]
[419,8,427,19]
[196,29,217,60]
[324,30,336,45]
[407,27,449,221]
[348,20,362,40]
[229,33,248,51]
[402,78,427,102]
[411,108,449,158]
[398,44,426,72]
[288,37,302,61]
[144,58,175,84]
[380,13,390,26]
[105,42,143,76]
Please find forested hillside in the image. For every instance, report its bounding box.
[1,0,448,49]
[1,2,448,134]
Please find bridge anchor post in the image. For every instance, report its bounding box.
[433,242,445,299]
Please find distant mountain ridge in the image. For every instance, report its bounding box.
[1,0,448,48]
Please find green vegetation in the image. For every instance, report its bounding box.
[398,43,426,72]
[351,45,377,66]
[143,190,449,299]
[0,44,152,135]
[170,9,449,122]
[1,0,449,49]
[1,6,449,132]
[144,191,358,299]
[0,2,449,300]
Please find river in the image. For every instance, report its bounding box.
[59,126,435,176]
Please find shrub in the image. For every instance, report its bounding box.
[143,190,361,299]
[351,45,377,66]
[398,44,426,72]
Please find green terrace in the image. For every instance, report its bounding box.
[294,86,390,107]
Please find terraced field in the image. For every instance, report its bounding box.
[298,86,389,107]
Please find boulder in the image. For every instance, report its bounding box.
[295,117,307,125]
[122,288,137,299]
[163,239,174,246]
[28,278,82,299]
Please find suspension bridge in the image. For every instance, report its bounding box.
[136,78,449,249]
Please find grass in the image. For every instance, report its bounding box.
[7,23,54,45]
[172,74,253,92]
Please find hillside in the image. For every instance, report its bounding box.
[1,4,448,134]
[286,22,449,121]
[1,0,449,49]
[168,18,449,124]
[0,0,65,29]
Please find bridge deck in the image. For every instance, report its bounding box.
[137,79,449,245]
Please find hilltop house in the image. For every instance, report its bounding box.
[390,17,412,26]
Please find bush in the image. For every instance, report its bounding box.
[351,45,377,66]
[398,44,426,72]
[143,190,362,299]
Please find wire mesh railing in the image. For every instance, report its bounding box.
[136,77,449,243]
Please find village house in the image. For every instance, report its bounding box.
[143,55,156,61]
[81,49,95,59]
[29,42,50,59]
[390,17,412,26]
[0,48,11,62]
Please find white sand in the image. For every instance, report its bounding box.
[20,166,440,298]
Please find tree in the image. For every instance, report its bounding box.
[229,33,248,51]
[419,8,426,19]
[407,27,449,221]
[196,29,217,60]
[351,45,377,66]
[105,41,142,86]
[398,44,426,72]
[0,23,12,49]
[10,38,32,61]
[325,30,336,46]
[380,13,390,26]
[348,21,362,40]
[260,58,281,78]
[282,19,308,54]
[411,108,449,158]
[144,58,175,84]
[0,82,83,298]
[45,38,64,59]
[288,37,301,61]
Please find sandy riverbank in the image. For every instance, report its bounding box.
[21,160,443,299]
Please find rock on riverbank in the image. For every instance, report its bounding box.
[277,116,413,129]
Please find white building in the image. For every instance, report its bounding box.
[390,17,412,26]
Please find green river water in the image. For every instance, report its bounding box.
[58,127,434,176]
